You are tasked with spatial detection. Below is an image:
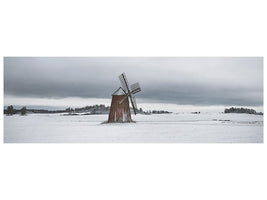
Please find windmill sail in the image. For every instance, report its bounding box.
[132,95,138,111]
[129,94,137,115]
[119,94,128,104]
[130,82,141,94]
[118,72,141,115]
[119,73,130,93]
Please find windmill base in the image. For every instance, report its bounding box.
[101,120,135,124]
[108,95,132,123]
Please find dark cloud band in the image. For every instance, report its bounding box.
[4,57,263,106]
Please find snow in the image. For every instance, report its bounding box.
[4,113,263,143]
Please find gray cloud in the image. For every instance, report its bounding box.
[4,57,263,106]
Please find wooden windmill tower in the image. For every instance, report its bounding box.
[108,73,141,123]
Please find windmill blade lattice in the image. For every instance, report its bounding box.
[119,73,129,93]
[130,82,141,94]
[132,95,138,110]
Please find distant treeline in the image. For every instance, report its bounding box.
[5,105,27,115]
[4,104,172,115]
[4,105,67,115]
[72,104,110,114]
[150,110,172,114]
[224,107,263,115]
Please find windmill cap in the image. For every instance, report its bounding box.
[112,87,126,95]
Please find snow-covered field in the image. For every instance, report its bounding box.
[4,113,263,143]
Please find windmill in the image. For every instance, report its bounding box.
[108,72,141,123]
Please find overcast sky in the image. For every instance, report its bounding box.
[4,57,263,108]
